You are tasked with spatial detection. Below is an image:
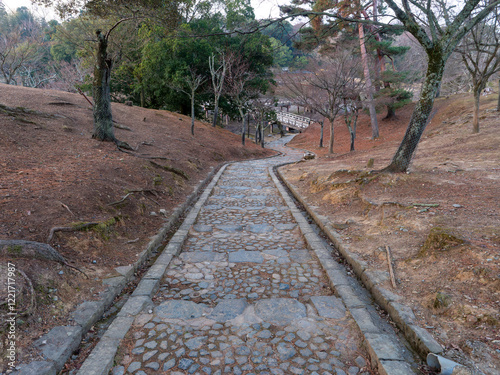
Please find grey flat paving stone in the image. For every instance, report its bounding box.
[263,249,289,258]
[311,296,347,319]
[215,224,244,232]
[228,251,264,263]
[208,299,248,322]
[254,298,307,325]
[179,251,225,263]
[246,224,274,233]
[154,300,209,320]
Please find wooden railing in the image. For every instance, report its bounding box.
[276,111,311,130]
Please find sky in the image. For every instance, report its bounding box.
[2,0,290,21]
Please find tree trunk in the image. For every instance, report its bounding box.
[261,120,265,148]
[384,105,396,120]
[383,52,445,172]
[472,89,480,133]
[212,104,219,128]
[328,118,334,154]
[497,79,500,111]
[247,114,251,138]
[92,30,115,142]
[255,122,260,144]
[190,92,195,136]
[319,120,324,148]
[239,108,246,145]
[358,23,379,139]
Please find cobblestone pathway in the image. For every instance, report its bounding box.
[111,137,371,375]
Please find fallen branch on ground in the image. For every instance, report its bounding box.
[386,245,397,289]
[150,161,189,180]
[116,148,178,161]
[411,203,439,207]
[0,240,87,277]
[57,201,75,217]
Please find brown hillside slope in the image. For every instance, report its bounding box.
[0,83,273,368]
[283,93,500,374]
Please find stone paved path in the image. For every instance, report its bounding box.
[110,137,372,375]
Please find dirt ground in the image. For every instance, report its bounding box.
[282,93,500,374]
[0,83,274,370]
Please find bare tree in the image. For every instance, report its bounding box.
[168,67,207,135]
[250,95,276,148]
[458,8,500,133]
[225,53,262,145]
[0,17,44,85]
[208,53,228,128]
[282,50,362,154]
[358,22,379,139]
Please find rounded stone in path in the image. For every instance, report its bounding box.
[154,300,208,320]
[254,298,306,325]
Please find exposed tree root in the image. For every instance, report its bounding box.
[0,240,88,278]
[108,189,160,206]
[47,222,99,242]
[115,139,134,151]
[116,147,179,161]
[150,161,189,180]
[113,122,132,131]
[17,268,36,316]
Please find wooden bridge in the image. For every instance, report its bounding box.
[276,111,312,131]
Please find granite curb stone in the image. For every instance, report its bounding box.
[74,165,229,375]
[276,165,444,360]
[270,165,420,374]
[11,163,226,375]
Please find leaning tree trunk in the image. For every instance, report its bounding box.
[92,30,115,142]
[260,120,265,148]
[319,120,324,148]
[212,104,219,128]
[384,105,396,120]
[472,88,481,134]
[358,23,379,139]
[239,108,246,145]
[383,52,445,173]
[328,118,335,154]
[190,92,196,136]
[497,79,500,111]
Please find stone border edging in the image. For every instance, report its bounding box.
[273,166,444,363]
[12,164,227,375]
[72,164,229,375]
[268,166,419,375]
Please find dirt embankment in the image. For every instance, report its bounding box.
[0,83,274,368]
[282,93,500,374]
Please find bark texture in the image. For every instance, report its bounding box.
[92,30,115,142]
[383,51,445,172]
[358,23,379,139]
